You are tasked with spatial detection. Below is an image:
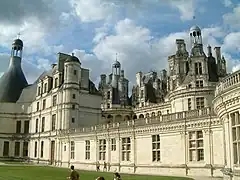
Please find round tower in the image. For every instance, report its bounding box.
[62,53,81,129]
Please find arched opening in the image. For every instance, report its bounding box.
[139,114,144,119]
[132,114,137,119]
[146,113,150,118]
[115,115,122,122]
[124,115,130,121]
[152,112,155,117]
[157,111,162,116]
[107,114,113,123]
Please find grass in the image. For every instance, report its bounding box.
[0,164,193,180]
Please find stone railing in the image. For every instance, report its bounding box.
[215,70,240,96]
[59,107,216,135]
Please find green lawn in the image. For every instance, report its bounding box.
[0,165,193,180]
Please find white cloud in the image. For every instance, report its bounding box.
[70,0,116,22]
[223,4,240,28]
[168,0,196,21]
[223,0,233,7]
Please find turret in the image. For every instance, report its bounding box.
[0,38,28,102]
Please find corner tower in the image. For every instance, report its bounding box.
[0,38,28,102]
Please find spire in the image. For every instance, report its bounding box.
[17,32,21,39]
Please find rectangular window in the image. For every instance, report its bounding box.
[24,120,29,133]
[122,137,131,161]
[196,97,204,109]
[140,90,144,98]
[70,141,75,159]
[195,62,203,75]
[72,105,75,109]
[111,138,116,151]
[196,80,203,88]
[72,118,75,123]
[23,142,28,157]
[188,98,191,111]
[52,95,57,106]
[231,112,240,164]
[16,121,21,133]
[41,117,45,132]
[34,141,37,158]
[44,83,47,93]
[37,102,40,111]
[99,139,106,161]
[38,87,41,96]
[72,94,76,99]
[3,141,9,156]
[85,140,90,160]
[40,141,44,158]
[14,142,20,157]
[152,135,160,162]
[42,99,46,109]
[35,119,39,133]
[189,131,204,161]
[107,91,110,99]
[52,114,56,131]
[54,78,58,88]
[74,70,77,75]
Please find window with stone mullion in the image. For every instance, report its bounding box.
[231,112,240,165]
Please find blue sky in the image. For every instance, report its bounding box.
[0,0,240,85]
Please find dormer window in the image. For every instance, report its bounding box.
[54,78,58,88]
[44,83,47,93]
[196,80,203,88]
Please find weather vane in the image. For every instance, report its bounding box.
[17,32,21,39]
[115,53,118,61]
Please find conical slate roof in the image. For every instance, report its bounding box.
[0,56,28,102]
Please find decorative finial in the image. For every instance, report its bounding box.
[17,32,21,39]
[115,53,118,61]
[72,53,74,56]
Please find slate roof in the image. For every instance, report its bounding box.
[0,57,28,102]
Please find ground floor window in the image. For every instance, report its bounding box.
[122,137,131,161]
[189,131,204,161]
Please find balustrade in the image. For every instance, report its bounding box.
[59,107,216,135]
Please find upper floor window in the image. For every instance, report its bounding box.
[16,121,21,133]
[38,87,41,96]
[140,90,144,98]
[41,117,45,132]
[52,114,56,131]
[42,99,46,109]
[35,119,39,133]
[231,112,240,164]
[54,78,58,88]
[196,80,203,88]
[24,120,29,134]
[196,97,204,109]
[36,102,40,111]
[72,94,76,99]
[107,91,110,99]
[74,70,77,75]
[195,62,202,75]
[44,83,47,93]
[188,98,191,111]
[52,95,57,106]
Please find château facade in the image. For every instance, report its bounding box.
[0,25,238,180]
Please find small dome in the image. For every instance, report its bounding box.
[65,55,80,63]
[12,39,23,47]
[190,25,201,32]
[112,60,121,68]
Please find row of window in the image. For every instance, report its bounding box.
[69,131,204,162]
[16,120,29,134]
[2,141,28,157]
[36,93,77,111]
[35,114,76,133]
[37,78,59,96]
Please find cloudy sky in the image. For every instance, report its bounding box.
[0,0,240,86]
